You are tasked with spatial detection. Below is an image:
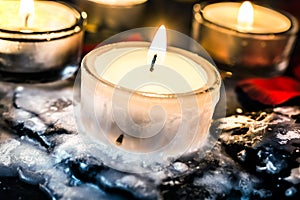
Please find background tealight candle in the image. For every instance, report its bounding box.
[3,0,76,32]
[203,1,291,34]
[0,0,86,83]
[74,27,223,172]
[192,1,298,78]
[70,0,148,35]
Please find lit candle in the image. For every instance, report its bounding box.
[0,0,86,82]
[237,1,254,32]
[1,0,78,32]
[71,0,148,34]
[88,0,148,6]
[99,26,207,94]
[192,1,298,78]
[202,1,291,34]
[19,0,35,29]
[76,26,222,172]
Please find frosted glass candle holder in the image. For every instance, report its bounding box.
[74,27,224,173]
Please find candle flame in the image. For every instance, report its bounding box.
[237,1,254,31]
[147,25,167,66]
[19,0,35,28]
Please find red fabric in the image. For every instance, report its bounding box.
[83,44,97,56]
[294,65,300,80]
[237,76,300,105]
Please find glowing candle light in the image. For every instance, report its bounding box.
[0,0,86,82]
[192,1,298,78]
[19,0,35,29]
[76,26,222,172]
[237,1,254,32]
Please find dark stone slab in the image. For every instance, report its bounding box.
[0,79,299,199]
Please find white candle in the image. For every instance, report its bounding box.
[0,0,86,82]
[71,0,148,33]
[77,26,221,172]
[0,0,77,32]
[192,1,298,78]
[88,0,148,6]
[89,26,207,94]
[94,48,207,94]
[202,1,291,33]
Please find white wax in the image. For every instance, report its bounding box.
[92,45,208,94]
[0,1,77,32]
[88,0,148,6]
[202,2,291,34]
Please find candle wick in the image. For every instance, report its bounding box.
[24,13,30,28]
[116,134,124,145]
[150,54,157,72]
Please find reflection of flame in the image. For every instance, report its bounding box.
[147,25,167,66]
[237,1,254,31]
[90,0,147,6]
[19,0,35,28]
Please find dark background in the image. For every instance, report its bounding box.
[70,0,300,76]
[0,0,299,199]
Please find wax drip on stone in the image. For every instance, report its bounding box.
[1,87,73,150]
[17,167,46,185]
[65,157,159,200]
[12,87,38,117]
[10,89,54,149]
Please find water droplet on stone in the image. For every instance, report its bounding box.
[16,86,24,92]
[172,162,188,173]
[285,186,297,197]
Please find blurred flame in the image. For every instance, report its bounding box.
[19,0,35,28]
[147,25,167,65]
[237,1,254,31]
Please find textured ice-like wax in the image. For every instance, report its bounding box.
[78,41,221,172]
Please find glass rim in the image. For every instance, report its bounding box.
[82,41,221,99]
[0,1,86,42]
[194,1,299,36]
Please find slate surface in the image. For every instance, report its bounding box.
[0,79,299,199]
